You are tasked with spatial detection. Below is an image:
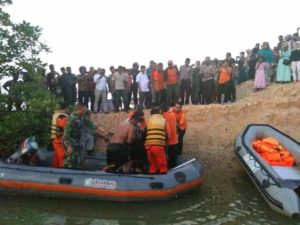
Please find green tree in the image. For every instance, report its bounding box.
[0,0,58,155]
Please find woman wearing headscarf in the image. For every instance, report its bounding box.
[276,42,292,83]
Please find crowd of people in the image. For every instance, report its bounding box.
[41,31,300,112]
[3,28,300,174]
[2,29,299,112]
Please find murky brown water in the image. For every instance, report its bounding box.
[0,165,299,225]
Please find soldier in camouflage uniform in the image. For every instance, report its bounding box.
[63,103,96,169]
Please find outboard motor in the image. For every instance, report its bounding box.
[7,137,39,164]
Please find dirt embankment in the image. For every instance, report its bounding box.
[91,81,300,175]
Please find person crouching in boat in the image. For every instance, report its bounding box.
[50,102,69,168]
[63,103,96,169]
[104,111,143,173]
[145,107,171,174]
[127,106,147,173]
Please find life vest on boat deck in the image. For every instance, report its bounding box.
[252,137,295,167]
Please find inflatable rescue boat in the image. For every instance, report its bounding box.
[235,124,300,218]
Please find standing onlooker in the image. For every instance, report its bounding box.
[87,67,96,111]
[252,43,260,57]
[151,63,166,106]
[63,67,77,106]
[129,62,140,108]
[276,42,292,83]
[291,42,300,82]
[254,56,268,91]
[277,35,284,51]
[225,52,236,102]
[107,66,117,111]
[291,33,300,50]
[112,66,128,112]
[146,61,155,107]
[164,60,179,106]
[56,68,65,98]
[179,58,192,105]
[237,52,247,84]
[201,57,215,104]
[77,66,89,106]
[246,49,257,80]
[258,42,275,85]
[94,68,108,113]
[217,61,232,103]
[191,61,202,105]
[124,68,133,110]
[46,64,59,95]
[3,72,23,111]
[136,66,150,109]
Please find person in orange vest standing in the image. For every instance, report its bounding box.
[172,102,187,155]
[160,103,179,168]
[145,108,171,174]
[164,60,179,106]
[151,62,166,106]
[50,102,69,168]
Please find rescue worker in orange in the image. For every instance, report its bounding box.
[171,102,187,155]
[50,102,68,168]
[145,108,171,174]
[160,103,179,168]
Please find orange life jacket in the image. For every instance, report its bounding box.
[252,138,295,167]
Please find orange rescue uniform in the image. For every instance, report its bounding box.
[166,68,178,85]
[152,70,165,91]
[145,114,171,174]
[162,111,178,145]
[218,67,231,84]
[51,112,67,168]
[171,108,187,131]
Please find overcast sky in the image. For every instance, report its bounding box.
[4,0,300,73]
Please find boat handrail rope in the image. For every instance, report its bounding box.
[241,126,281,188]
[248,154,278,187]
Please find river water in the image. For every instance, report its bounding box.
[0,166,299,225]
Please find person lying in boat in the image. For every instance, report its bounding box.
[104,111,144,173]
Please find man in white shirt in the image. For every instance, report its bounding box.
[136,65,150,108]
[93,68,108,113]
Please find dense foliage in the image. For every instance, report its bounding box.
[0,0,57,155]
